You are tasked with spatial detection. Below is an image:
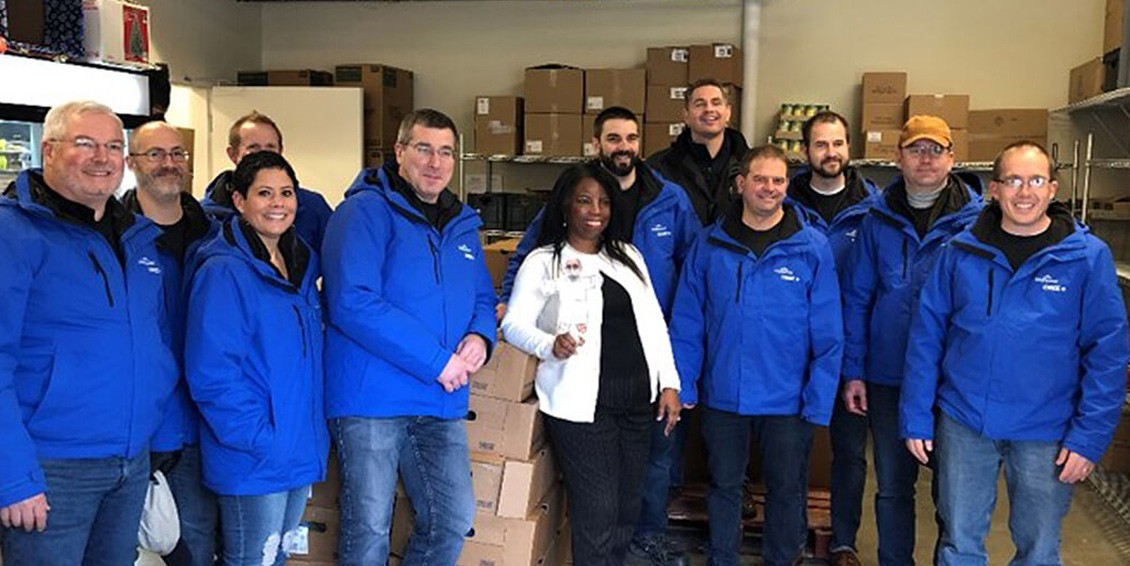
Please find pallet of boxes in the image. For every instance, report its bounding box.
[387,339,569,566]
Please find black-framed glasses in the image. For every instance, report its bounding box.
[130,148,190,163]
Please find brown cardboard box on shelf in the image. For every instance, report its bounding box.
[951,129,969,162]
[475,96,524,156]
[525,66,585,114]
[459,486,565,566]
[307,449,341,508]
[285,506,339,564]
[646,85,688,123]
[335,64,414,148]
[863,129,901,160]
[585,69,647,115]
[467,394,544,461]
[471,340,538,403]
[968,137,1047,163]
[644,123,684,158]
[524,114,584,157]
[483,238,521,289]
[237,70,334,87]
[1069,58,1106,104]
[471,448,558,519]
[647,47,690,86]
[688,43,743,86]
[1107,0,1125,55]
[861,102,905,131]
[861,72,908,104]
[905,94,970,129]
[969,109,1049,138]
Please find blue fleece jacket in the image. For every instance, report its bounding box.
[901,206,1130,463]
[0,170,177,508]
[842,175,984,386]
[669,206,844,425]
[185,217,328,496]
[321,166,498,420]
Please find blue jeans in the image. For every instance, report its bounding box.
[217,486,308,566]
[934,412,1074,566]
[1,451,150,566]
[701,409,812,566]
[870,383,920,565]
[635,416,684,538]
[331,416,474,566]
[162,445,219,566]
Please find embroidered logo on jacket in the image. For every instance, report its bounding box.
[774,266,799,282]
[650,223,671,238]
[1034,274,1066,293]
[138,256,162,275]
[458,244,475,261]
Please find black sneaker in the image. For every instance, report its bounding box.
[628,535,689,566]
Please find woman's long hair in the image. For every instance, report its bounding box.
[535,162,643,281]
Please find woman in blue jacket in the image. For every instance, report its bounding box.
[185,151,328,566]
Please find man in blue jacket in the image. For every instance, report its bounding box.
[670,144,843,566]
[321,109,498,566]
[0,101,177,566]
[498,106,699,566]
[122,120,217,566]
[786,111,877,566]
[902,141,1129,566]
[201,111,333,251]
[841,115,983,566]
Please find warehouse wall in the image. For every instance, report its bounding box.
[143,0,263,84]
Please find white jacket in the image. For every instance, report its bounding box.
[501,243,680,423]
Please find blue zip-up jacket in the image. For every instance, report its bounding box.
[669,205,844,425]
[900,204,1129,463]
[499,165,700,316]
[786,165,879,278]
[322,165,498,420]
[0,170,177,508]
[842,174,984,386]
[202,169,333,253]
[121,189,217,452]
[185,217,328,496]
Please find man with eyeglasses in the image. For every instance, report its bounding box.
[670,144,843,566]
[0,101,177,566]
[840,115,983,566]
[202,111,333,252]
[320,109,497,566]
[900,141,1129,565]
[121,120,218,566]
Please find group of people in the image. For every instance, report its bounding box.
[0,76,1125,566]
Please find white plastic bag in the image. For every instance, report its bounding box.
[138,470,181,556]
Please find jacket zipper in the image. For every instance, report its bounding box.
[292,305,308,357]
[735,262,743,303]
[986,269,994,316]
[427,237,440,283]
[901,239,909,279]
[88,252,115,307]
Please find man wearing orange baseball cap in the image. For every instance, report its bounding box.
[836,115,984,565]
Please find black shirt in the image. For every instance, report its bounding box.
[614,176,645,239]
[39,183,125,264]
[597,276,650,410]
[807,188,850,224]
[155,215,191,263]
[723,205,801,257]
[972,203,1075,271]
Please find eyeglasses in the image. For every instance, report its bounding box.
[995,175,1050,190]
[49,137,125,156]
[130,148,190,163]
[748,174,788,187]
[902,144,949,158]
[404,142,456,161]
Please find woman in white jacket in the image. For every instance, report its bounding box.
[502,163,681,566]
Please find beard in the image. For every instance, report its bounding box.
[138,168,187,200]
[811,155,845,179]
[600,150,636,178]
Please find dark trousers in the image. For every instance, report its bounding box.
[702,409,813,566]
[545,406,653,566]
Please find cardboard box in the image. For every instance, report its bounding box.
[905,94,970,129]
[1069,58,1106,103]
[82,0,150,65]
[646,47,690,86]
[6,0,45,44]
[951,129,968,162]
[466,394,544,461]
[861,72,908,104]
[335,64,414,148]
[475,96,524,156]
[1107,0,1125,54]
[524,113,583,157]
[307,449,341,508]
[237,70,334,87]
[584,69,646,115]
[688,43,743,86]
[459,486,564,566]
[646,85,688,123]
[969,109,1048,138]
[524,66,585,114]
[471,340,538,402]
[286,506,339,564]
[471,448,558,519]
[483,238,521,289]
[644,122,684,158]
[968,136,1047,162]
[863,129,901,160]
[861,102,905,131]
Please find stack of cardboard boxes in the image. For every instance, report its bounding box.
[285,452,343,565]
[644,47,691,158]
[584,68,647,157]
[475,96,525,156]
[524,66,586,157]
[334,64,415,166]
[860,72,907,160]
[905,93,970,162]
[967,109,1048,162]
